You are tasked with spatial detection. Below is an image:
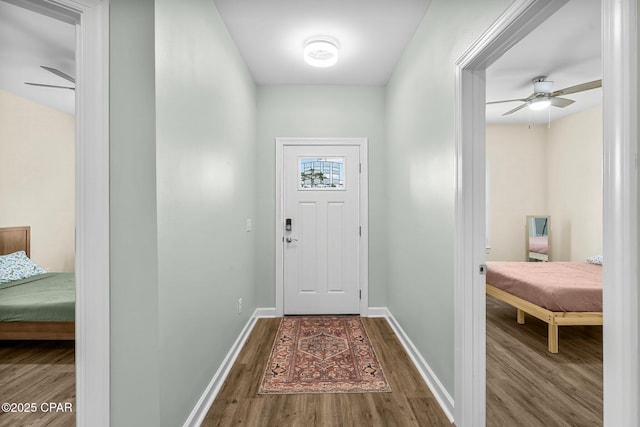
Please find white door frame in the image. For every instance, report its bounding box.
[275,137,369,317]
[22,1,110,426]
[454,1,637,426]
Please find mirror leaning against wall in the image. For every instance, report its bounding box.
[526,215,550,262]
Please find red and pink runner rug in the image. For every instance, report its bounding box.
[259,316,391,394]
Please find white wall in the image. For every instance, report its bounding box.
[0,89,74,272]
[256,86,387,308]
[486,107,603,263]
[155,0,257,426]
[547,107,603,261]
[385,0,511,396]
[486,124,547,261]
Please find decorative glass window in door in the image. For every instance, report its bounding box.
[299,157,345,189]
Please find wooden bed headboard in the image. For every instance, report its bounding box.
[0,226,31,257]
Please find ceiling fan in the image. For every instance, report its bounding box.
[24,66,75,91]
[487,76,601,116]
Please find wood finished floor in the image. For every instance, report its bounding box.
[486,295,603,427]
[0,304,601,427]
[0,341,75,427]
[203,317,452,427]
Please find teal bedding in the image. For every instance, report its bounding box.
[0,273,75,322]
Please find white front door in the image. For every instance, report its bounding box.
[282,144,361,314]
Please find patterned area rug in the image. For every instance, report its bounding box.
[258,316,391,394]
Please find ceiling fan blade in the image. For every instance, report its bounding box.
[41,66,75,83]
[25,82,75,90]
[550,97,575,108]
[502,103,528,116]
[486,98,528,105]
[551,79,601,97]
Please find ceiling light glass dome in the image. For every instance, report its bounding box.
[304,36,339,68]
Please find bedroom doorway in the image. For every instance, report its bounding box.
[1,1,110,426]
[0,2,76,426]
[454,0,637,426]
[484,0,604,424]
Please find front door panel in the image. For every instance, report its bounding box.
[283,145,360,314]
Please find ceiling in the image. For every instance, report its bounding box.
[0,0,75,115]
[486,0,602,124]
[212,0,432,85]
[0,0,601,124]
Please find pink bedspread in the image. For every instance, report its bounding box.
[486,262,602,312]
[528,236,548,254]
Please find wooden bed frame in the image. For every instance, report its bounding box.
[487,284,602,353]
[0,226,75,340]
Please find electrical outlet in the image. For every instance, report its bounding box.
[246,219,252,232]
[237,298,242,314]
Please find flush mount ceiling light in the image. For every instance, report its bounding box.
[528,96,552,111]
[304,36,339,68]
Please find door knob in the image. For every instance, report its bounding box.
[286,237,298,243]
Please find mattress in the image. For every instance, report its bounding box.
[0,273,75,322]
[486,262,602,312]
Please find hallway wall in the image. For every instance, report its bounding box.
[154,0,258,425]
[256,85,388,308]
[110,0,160,425]
[385,0,511,396]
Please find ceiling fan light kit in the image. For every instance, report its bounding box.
[528,96,551,111]
[304,36,339,68]
[487,75,602,117]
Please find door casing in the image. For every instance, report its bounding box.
[22,0,111,426]
[275,137,369,317]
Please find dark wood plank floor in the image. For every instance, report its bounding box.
[486,295,603,427]
[0,341,75,427]
[203,317,452,427]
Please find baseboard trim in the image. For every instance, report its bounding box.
[254,307,277,318]
[366,307,389,317]
[183,310,260,427]
[382,308,455,423]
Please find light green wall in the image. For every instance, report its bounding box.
[154,0,257,426]
[255,85,388,307]
[385,0,510,395]
[109,0,161,425]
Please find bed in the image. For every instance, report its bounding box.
[0,226,75,340]
[486,261,602,353]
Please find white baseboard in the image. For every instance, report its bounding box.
[381,308,455,423]
[183,309,261,427]
[254,307,277,318]
[367,307,389,317]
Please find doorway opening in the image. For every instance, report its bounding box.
[0,1,76,425]
[484,0,604,423]
[1,1,111,426]
[454,0,637,426]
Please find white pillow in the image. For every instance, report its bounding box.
[586,255,603,265]
[0,251,46,284]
